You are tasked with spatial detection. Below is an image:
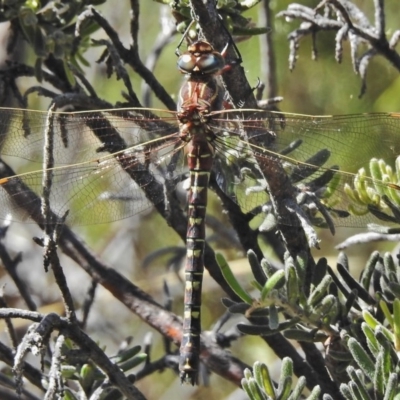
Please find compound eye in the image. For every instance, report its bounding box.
[177,54,196,73]
[196,53,225,74]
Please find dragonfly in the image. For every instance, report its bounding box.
[0,42,400,385]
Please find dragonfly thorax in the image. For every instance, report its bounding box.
[178,113,215,142]
[178,72,225,118]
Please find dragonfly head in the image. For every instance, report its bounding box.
[177,40,225,76]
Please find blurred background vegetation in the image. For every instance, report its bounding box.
[11,0,400,113]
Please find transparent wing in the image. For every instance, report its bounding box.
[210,110,400,228]
[3,107,400,228]
[0,108,186,225]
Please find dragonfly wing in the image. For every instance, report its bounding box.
[0,108,178,163]
[211,122,271,215]
[211,110,400,228]
[0,108,186,225]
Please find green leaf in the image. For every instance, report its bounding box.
[363,310,379,329]
[277,358,292,397]
[289,375,306,400]
[361,323,379,357]
[295,252,308,284]
[239,318,300,336]
[361,251,380,290]
[74,51,91,68]
[280,358,293,382]
[114,345,142,363]
[261,270,285,301]
[248,250,267,285]
[278,375,292,399]
[118,353,147,372]
[238,323,275,336]
[348,380,365,400]
[247,377,267,400]
[381,338,392,382]
[343,290,359,318]
[375,323,395,344]
[216,252,253,304]
[286,265,299,306]
[244,368,253,380]
[383,373,398,400]
[63,388,79,400]
[19,7,38,40]
[307,275,332,307]
[370,159,386,197]
[383,253,397,282]
[347,338,375,381]
[337,262,373,304]
[374,351,385,396]
[375,327,395,355]
[78,19,101,37]
[312,257,328,286]
[283,329,317,342]
[253,362,275,398]
[261,258,278,278]
[339,383,353,400]
[242,377,253,399]
[63,60,76,87]
[224,300,251,314]
[393,298,400,351]
[80,363,103,391]
[251,280,264,292]
[380,300,394,327]
[61,365,77,379]
[311,295,337,321]
[304,385,321,400]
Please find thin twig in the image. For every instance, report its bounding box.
[142,7,176,108]
[0,340,44,391]
[129,0,140,53]
[0,291,18,350]
[0,241,37,312]
[44,334,65,400]
[80,280,97,329]
[92,38,141,107]
[259,0,278,99]
[41,105,76,322]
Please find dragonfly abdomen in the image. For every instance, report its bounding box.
[179,132,214,384]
